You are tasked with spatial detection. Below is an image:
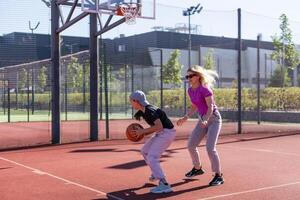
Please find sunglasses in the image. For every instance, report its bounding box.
[185,74,197,79]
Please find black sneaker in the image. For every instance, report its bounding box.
[185,167,205,178]
[209,174,224,186]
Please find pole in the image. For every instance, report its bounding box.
[184,14,191,115]
[83,62,86,113]
[257,34,261,124]
[237,8,242,134]
[99,37,103,120]
[160,49,163,109]
[27,68,30,122]
[7,81,10,122]
[29,21,39,116]
[64,63,68,121]
[124,64,127,115]
[264,53,267,87]
[2,81,5,115]
[31,66,35,114]
[90,13,98,141]
[51,0,61,144]
[188,14,191,69]
[182,4,203,115]
[103,44,109,139]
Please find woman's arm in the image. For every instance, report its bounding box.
[184,103,197,119]
[176,103,197,126]
[202,95,214,123]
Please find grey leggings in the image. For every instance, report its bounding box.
[187,110,222,173]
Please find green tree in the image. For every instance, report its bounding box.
[18,68,31,90]
[271,14,300,86]
[65,57,83,92]
[162,49,182,87]
[106,65,119,91]
[203,49,215,70]
[269,65,292,87]
[37,66,48,92]
[83,61,90,91]
[116,65,130,92]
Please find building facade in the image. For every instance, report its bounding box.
[1,31,299,88]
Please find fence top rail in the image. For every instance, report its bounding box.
[0,50,90,71]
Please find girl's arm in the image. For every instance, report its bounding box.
[184,103,197,119]
[176,103,197,126]
[202,95,214,123]
[133,119,163,136]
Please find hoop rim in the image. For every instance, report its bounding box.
[117,3,141,24]
[81,0,156,20]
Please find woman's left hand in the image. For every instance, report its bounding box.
[200,120,208,128]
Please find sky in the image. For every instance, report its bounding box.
[0,0,300,43]
[160,0,300,21]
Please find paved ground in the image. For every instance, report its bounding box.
[1,131,300,200]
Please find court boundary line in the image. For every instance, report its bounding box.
[197,181,300,200]
[0,156,124,200]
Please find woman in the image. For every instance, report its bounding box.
[177,65,224,186]
[129,90,176,193]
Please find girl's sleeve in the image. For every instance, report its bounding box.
[203,86,213,97]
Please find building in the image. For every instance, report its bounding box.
[0,31,299,88]
[0,32,89,67]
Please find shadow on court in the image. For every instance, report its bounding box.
[96,179,209,200]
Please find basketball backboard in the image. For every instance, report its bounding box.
[81,0,155,19]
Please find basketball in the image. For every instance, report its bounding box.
[126,123,144,142]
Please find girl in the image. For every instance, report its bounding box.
[177,65,224,186]
[129,90,176,193]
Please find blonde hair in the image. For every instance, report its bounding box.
[187,65,218,88]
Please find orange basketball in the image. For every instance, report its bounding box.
[126,123,144,142]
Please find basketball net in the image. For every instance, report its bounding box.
[119,4,140,25]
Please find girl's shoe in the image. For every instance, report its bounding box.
[209,173,224,186]
[150,182,172,194]
[185,167,205,178]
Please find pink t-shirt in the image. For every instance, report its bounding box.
[188,85,217,116]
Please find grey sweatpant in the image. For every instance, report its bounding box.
[187,110,222,173]
[141,128,176,180]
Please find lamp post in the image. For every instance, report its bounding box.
[183,3,203,113]
[28,21,40,117]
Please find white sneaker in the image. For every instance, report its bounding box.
[150,182,173,194]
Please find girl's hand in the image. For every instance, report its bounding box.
[131,129,144,137]
[200,120,208,128]
[176,116,188,126]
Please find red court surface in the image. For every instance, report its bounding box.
[1,120,300,150]
[1,132,300,200]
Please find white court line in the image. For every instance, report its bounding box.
[197,181,300,200]
[0,156,124,200]
[223,145,300,157]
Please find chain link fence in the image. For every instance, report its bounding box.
[0,1,300,149]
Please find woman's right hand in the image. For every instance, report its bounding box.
[176,116,188,126]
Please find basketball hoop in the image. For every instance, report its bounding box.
[117,3,141,25]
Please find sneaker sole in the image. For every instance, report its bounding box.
[209,181,224,186]
[151,189,173,194]
[185,172,205,178]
